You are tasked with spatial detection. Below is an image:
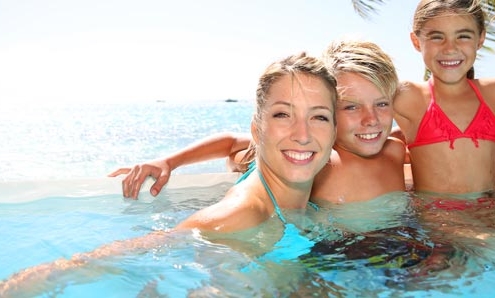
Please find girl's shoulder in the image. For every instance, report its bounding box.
[394,80,430,113]
[397,80,428,96]
[473,78,495,103]
[474,77,495,90]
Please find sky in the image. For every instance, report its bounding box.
[1,0,494,104]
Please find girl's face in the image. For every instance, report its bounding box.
[335,72,393,157]
[252,73,336,185]
[411,13,485,83]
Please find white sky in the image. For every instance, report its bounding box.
[1,0,494,103]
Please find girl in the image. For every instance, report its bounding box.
[393,0,495,198]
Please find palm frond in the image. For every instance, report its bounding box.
[351,0,495,79]
[351,0,387,20]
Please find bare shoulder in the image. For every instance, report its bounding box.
[471,78,495,113]
[396,80,425,99]
[385,136,406,147]
[382,137,406,162]
[389,126,406,143]
[176,183,266,233]
[394,81,428,116]
[475,78,495,100]
[475,77,495,86]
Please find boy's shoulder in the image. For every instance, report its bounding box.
[382,136,406,161]
[386,136,406,145]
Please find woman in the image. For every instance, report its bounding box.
[0,52,338,296]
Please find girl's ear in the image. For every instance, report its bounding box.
[477,30,486,50]
[410,32,421,52]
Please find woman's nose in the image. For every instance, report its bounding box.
[290,119,311,144]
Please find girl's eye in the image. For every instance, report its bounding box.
[429,34,443,41]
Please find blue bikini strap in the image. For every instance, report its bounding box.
[257,169,287,224]
[308,201,319,211]
[235,161,256,184]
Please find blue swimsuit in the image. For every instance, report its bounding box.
[256,168,318,262]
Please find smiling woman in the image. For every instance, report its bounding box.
[0,51,341,297]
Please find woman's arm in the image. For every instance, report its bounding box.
[0,181,260,297]
[0,230,169,297]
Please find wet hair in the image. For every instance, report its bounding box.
[254,52,338,128]
[239,52,338,171]
[412,0,488,79]
[322,39,399,101]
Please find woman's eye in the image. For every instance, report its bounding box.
[273,112,289,118]
[343,105,357,110]
[377,102,390,108]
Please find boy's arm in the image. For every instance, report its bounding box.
[108,132,252,199]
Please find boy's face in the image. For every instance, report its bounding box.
[335,72,393,157]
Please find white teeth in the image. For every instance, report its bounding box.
[285,151,313,161]
[357,133,379,140]
[440,60,461,66]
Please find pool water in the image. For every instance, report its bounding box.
[0,175,494,297]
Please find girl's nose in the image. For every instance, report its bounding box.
[442,39,459,54]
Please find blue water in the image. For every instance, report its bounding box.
[0,100,254,182]
[1,101,495,297]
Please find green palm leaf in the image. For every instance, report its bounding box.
[351,0,387,19]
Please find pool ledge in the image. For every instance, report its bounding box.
[0,173,241,203]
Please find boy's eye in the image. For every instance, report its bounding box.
[313,115,330,122]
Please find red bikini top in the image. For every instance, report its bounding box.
[408,79,495,149]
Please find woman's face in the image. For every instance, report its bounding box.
[253,73,336,185]
[335,72,393,157]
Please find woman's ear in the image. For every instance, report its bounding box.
[251,120,259,145]
[410,32,421,52]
